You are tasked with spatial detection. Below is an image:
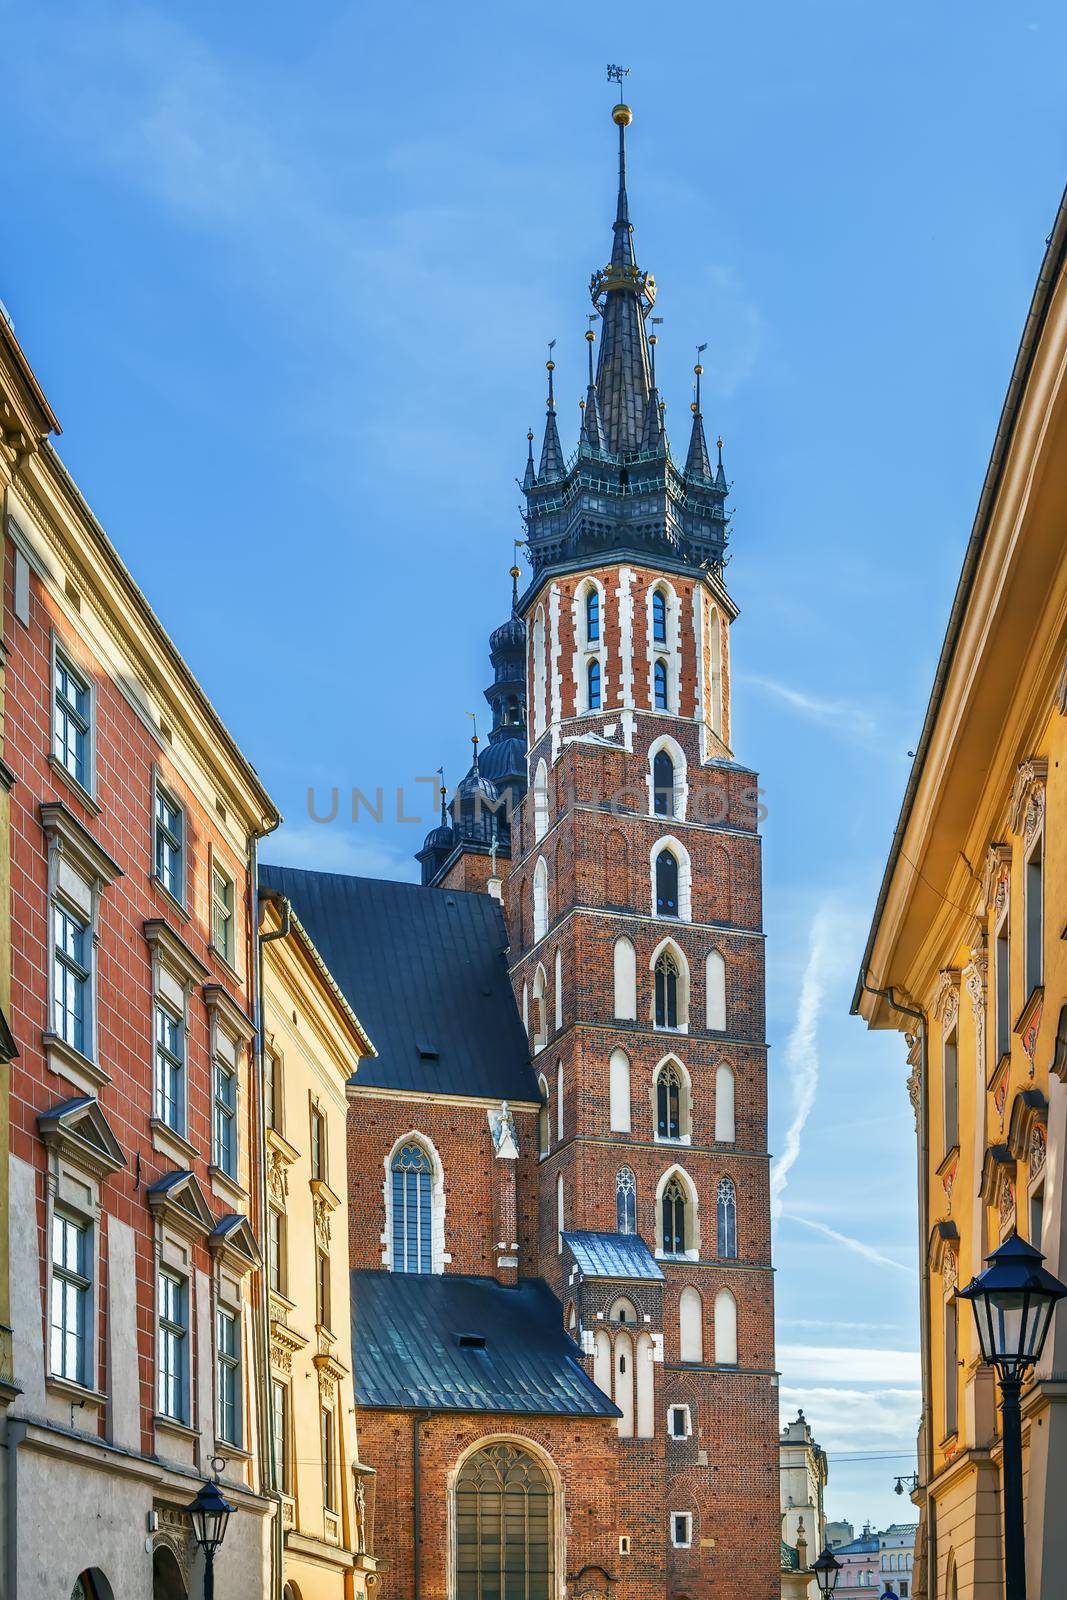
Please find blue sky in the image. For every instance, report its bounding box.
[6,0,1066,1532]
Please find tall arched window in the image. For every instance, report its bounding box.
[537,1075,549,1157]
[532,965,548,1052]
[532,858,548,943]
[553,947,563,1032]
[679,1286,703,1362]
[613,936,637,1020]
[532,606,547,738]
[652,588,667,644]
[657,1063,682,1139]
[533,758,549,842]
[616,1166,637,1234]
[655,950,679,1029]
[662,1177,686,1255]
[588,657,601,710]
[586,587,600,642]
[717,1177,737,1257]
[391,1143,432,1273]
[653,749,675,817]
[706,949,726,1030]
[556,1060,564,1141]
[609,1047,632,1132]
[654,658,668,710]
[556,1173,564,1252]
[713,1288,737,1365]
[614,1328,635,1437]
[715,1065,735,1143]
[455,1443,555,1600]
[656,850,679,916]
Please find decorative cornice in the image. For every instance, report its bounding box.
[1009,758,1048,836]
[202,983,255,1043]
[144,919,210,988]
[37,1095,126,1180]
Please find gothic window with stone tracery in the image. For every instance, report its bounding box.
[716,1176,737,1258]
[655,950,679,1029]
[616,1166,637,1233]
[657,1063,682,1139]
[455,1443,555,1600]
[662,1177,687,1255]
[391,1143,432,1273]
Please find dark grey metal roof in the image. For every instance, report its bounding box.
[351,1271,619,1417]
[563,1231,664,1281]
[259,865,537,1101]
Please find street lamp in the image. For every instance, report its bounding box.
[186,1473,237,1600]
[811,1546,841,1595]
[958,1231,1067,1600]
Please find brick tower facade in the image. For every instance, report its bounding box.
[505,95,779,1600]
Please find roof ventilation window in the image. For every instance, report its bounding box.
[456,1333,487,1350]
[416,1041,439,1061]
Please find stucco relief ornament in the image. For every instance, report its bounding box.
[488,1101,520,1160]
[999,1177,1016,1231]
[933,971,960,1030]
[267,1147,288,1205]
[1030,1123,1047,1180]
[905,1055,922,1133]
[1009,758,1048,838]
[942,1155,958,1214]
[943,1250,959,1292]
[153,1508,194,1588]
[314,1193,332,1251]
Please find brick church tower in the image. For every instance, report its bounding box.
[506,94,779,1599]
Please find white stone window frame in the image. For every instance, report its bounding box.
[670,1510,693,1550]
[50,631,98,807]
[531,962,549,1054]
[531,605,548,739]
[145,921,208,1168]
[573,576,608,715]
[381,1129,448,1272]
[667,1403,692,1440]
[649,834,693,923]
[645,578,681,713]
[651,1052,694,1145]
[645,733,688,821]
[151,765,188,913]
[532,757,550,843]
[654,1163,701,1261]
[204,984,254,1208]
[41,802,122,1096]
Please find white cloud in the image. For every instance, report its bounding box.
[778,1383,921,1453]
[782,1213,914,1276]
[262,824,418,882]
[778,1317,907,1334]
[778,1346,921,1385]
[739,672,877,740]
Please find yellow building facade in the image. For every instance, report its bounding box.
[260,888,379,1600]
[855,186,1067,1599]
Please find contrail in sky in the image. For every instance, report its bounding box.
[770,906,833,1219]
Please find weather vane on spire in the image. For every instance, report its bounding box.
[606,64,630,87]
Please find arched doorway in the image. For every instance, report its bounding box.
[71,1575,114,1600]
[152,1544,188,1600]
[455,1441,555,1599]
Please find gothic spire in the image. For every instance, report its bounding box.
[640,324,665,450]
[522,428,536,492]
[715,434,728,492]
[592,100,653,454]
[581,326,605,451]
[684,351,713,479]
[538,349,565,480]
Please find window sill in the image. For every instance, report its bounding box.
[988,1051,1012,1090]
[43,1032,109,1096]
[210,1165,248,1207]
[208,945,244,987]
[46,1374,105,1407]
[154,1413,198,1442]
[215,1437,252,1462]
[935,1143,960,1179]
[267,1127,300,1165]
[151,1118,198,1168]
[1015,985,1044,1037]
[47,754,101,817]
[655,1134,692,1147]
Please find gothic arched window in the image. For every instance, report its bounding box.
[652,588,667,644]
[662,1177,686,1256]
[655,950,679,1029]
[654,657,669,710]
[657,1063,682,1139]
[586,588,600,643]
[455,1443,555,1600]
[616,1166,637,1234]
[391,1143,432,1273]
[653,749,675,817]
[588,657,601,710]
[656,849,679,916]
[717,1176,737,1258]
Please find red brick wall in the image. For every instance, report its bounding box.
[5,541,258,1454]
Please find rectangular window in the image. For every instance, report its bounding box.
[158,1269,188,1422]
[216,1307,241,1446]
[50,1211,90,1386]
[1025,834,1043,996]
[53,648,91,790]
[154,784,185,902]
[943,1025,959,1154]
[995,912,1011,1061]
[321,1406,336,1510]
[53,904,90,1055]
[668,1404,690,1439]
[944,1297,958,1438]
[316,1249,330,1330]
[268,1207,285,1295]
[264,1050,281,1132]
[211,864,235,965]
[272,1379,289,1493]
[154,1002,185,1133]
[310,1106,326,1182]
[671,1512,692,1549]
[213,1055,237,1178]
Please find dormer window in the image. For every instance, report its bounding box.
[586,588,600,643]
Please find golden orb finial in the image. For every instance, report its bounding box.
[691,401,698,413]
[585,328,596,343]
[509,564,521,580]
[546,358,555,372]
[694,363,703,377]
[527,429,534,442]
[612,102,633,127]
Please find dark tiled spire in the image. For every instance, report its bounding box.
[522,428,536,492]
[592,102,653,454]
[581,326,605,450]
[684,354,713,479]
[640,323,665,450]
[715,434,728,492]
[538,354,565,480]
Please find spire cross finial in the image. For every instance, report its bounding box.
[649,315,663,385]
[694,342,708,415]
[546,338,557,410]
[586,315,597,384]
[436,766,448,826]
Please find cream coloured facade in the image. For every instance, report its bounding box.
[779,1409,828,1598]
[855,184,1067,1598]
[260,888,379,1599]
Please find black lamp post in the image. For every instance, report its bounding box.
[186,1474,237,1600]
[958,1231,1067,1600]
[812,1545,842,1595]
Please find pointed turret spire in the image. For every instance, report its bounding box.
[538,346,565,480]
[581,324,605,450]
[684,348,713,479]
[591,90,653,454]
[640,322,665,450]
[522,428,536,492]
[715,434,728,492]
